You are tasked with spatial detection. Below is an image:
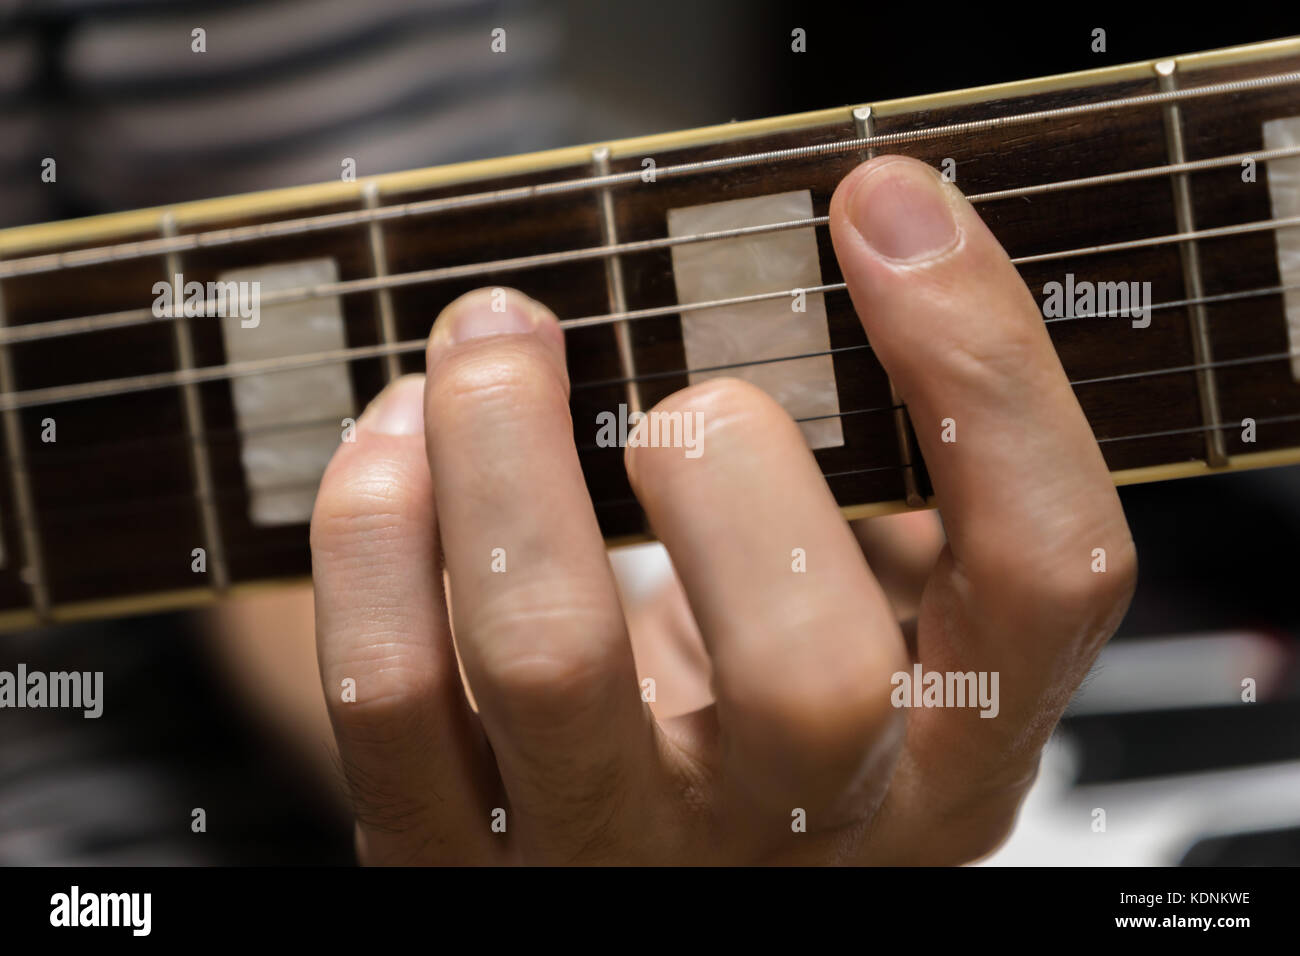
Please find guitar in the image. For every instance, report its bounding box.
[1,35,1298,632]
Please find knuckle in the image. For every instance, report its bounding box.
[925,305,1048,395]
[965,520,1137,650]
[1035,535,1137,633]
[482,645,610,706]
[427,345,567,433]
[329,669,440,749]
[310,455,429,557]
[872,253,1051,390]
[468,584,629,713]
[934,760,1039,864]
[720,646,903,772]
[939,798,1024,864]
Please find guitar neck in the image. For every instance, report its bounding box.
[1,37,1300,631]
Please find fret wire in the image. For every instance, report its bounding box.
[362,182,403,382]
[0,285,51,617]
[1155,59,1227,466]
[162,212,230,591]
[6,201,1300,352]
[591,147,643,413]
[8,408,1300,536]
[3,69,1299,280]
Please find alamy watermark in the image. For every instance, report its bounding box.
[0,664,103,718]
[1042,273,1152,329]
[595,404,704,459]
[152,273,261,328]
[890,663,999,718]
[50,886,150,936]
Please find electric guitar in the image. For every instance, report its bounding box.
[1,36,1299,631]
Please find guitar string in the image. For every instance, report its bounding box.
[592,409,1300,510]
[5,143,1300,350]
[9,377,1300,589]
[3,211,1300,413]
[570,280,1300,390]
[7,340,1300,527]
[4,274,1299,473]
[0,70,1294,564]
[6,408,1299,537]
[38,398,1300,580]
[1,68,1299,280]
[0,274,1296,472]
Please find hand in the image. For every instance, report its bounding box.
[308,155,1136,864]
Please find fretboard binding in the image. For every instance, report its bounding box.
[3,69,1299,280]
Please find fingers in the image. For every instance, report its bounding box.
[310,374,501,864]
[422,288,659,861]
[850,510,946,622]
[829,157,1136,856]
[830,155,1135,699]
[830,157,1135,625]
[626,378,908,826]
[618,556,713,721]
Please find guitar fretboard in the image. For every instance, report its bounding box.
[2,38,1300,630]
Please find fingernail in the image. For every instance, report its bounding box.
[433,288,541,347]
[358,374,425,435]
[427,287,565,369]
[849,160,958,261]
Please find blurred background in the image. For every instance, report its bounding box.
[0,0,1298,865]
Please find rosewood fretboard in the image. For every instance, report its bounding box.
[1,38,1300,630]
